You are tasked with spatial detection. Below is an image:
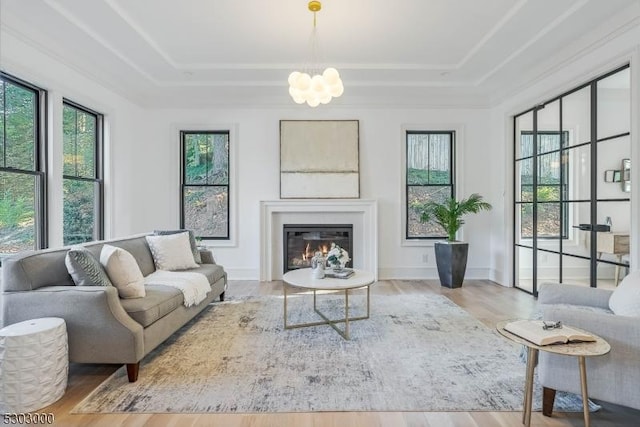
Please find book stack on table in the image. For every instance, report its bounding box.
[504,319,596,346]
[325,268,355,279]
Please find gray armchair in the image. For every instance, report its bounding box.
[536,283,640,414]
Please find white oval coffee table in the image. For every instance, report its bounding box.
[282,268,375,339]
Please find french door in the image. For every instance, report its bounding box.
[514,65,631,296]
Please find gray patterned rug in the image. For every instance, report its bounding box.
[73,289,594,413]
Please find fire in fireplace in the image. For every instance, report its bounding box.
[283,224,353,273]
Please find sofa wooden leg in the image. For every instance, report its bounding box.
[126,363,139,382]
[542,387,556,417]
[220,291,225,301]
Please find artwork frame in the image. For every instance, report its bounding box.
[280,120,360,198]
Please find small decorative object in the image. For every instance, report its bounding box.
[604,170,615,182]
[195,236,204,249]
[310,251,326,279]
[326,243,350,271]
[621,158,630,192]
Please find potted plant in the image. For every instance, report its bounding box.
[417,193,492,288]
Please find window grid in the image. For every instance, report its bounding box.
[405,131,455,240]
[62,100,104,245]
[0,72,47,257]
[180,130,230,240]
[517,131,569,239]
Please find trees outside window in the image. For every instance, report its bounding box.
[181,131,229,239]
[62,101,103,245]
[0,73,46,258]
[406,131,454,239]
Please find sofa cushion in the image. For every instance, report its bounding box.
[188,263,226,285]
[609,270,640,317]
[146,232,199,271]
[100,245,146,298]
[84,235,157,277]
[154,229,201,264]
[65,247,113,287]
[120,285,184,327]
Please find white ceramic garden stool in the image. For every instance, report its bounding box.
[0,317,68,413]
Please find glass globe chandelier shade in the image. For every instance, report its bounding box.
[288,68,344,107]
[288,2,343,107]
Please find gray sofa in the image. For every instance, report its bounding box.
[0,234,227,382]
[537,283,640,413]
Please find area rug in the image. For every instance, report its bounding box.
[73,289,593,413]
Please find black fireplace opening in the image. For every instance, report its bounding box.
[283,224,353,273]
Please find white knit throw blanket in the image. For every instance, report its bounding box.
[144,270,211,307]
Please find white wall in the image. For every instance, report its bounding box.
[141,107,494,280]
[489,23,640,286]
[2,26,497,282]
[5,13,637,284]
[0,29,147,244]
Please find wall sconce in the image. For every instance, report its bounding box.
[603,159,631,193]
[621,158,630,192]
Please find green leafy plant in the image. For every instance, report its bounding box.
[418,193,492,241]
[0,191,33,230]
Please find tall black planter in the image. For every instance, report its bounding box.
[434,242,469,288]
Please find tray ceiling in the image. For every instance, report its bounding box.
[1,0,638,107]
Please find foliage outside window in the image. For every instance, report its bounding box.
[181,131,229,239]
[0,73,46,258]
[518,132,569,239]
[62,101,103,245]
[406,131,454,239]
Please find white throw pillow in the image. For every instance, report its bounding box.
[145,232,199,271]
[609,270,640,317]
[100,245,146,298]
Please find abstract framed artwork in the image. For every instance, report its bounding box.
[280,120,359,198]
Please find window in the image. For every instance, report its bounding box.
[405,131,454,239]
[0,73,47,258]
[180,131,229,239]
[518,131,569,239]
[62,101,103,245]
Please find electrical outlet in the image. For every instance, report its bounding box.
[422,254,429,263]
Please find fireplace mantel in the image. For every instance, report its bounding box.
[259,200,378,281]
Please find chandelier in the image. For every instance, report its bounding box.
[288,1,344,107]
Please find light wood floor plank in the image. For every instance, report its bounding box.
[39,279,639,426]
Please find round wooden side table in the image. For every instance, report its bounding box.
[0,317,68,413]
[496,320,610,427]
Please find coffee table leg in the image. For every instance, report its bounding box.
[344,289,350,340]
[523,347,538,427]
[366,285,370,318]
[283,282,288,329]
[578,356,590,427]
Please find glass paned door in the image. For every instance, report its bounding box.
[513,65,631,295]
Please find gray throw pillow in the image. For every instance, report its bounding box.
[153,229,201,264]
[65,247,113,287]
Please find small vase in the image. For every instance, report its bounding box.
[311,252,326,279]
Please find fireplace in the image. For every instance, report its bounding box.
[283,224,353,273]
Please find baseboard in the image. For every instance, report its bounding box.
[225,268,259,281]
[378,267,493,281]
[490,268,507,286]
[230,267,502,282]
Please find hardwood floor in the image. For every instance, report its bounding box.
[41,279,640,426]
